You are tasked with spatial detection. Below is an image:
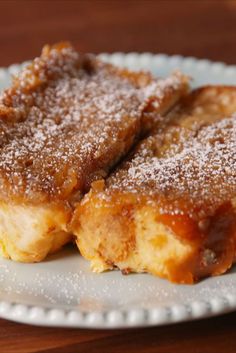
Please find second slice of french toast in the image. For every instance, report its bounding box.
[72,86,236,283]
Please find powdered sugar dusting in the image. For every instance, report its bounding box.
[0,44,185,202]
[0,246,236,312]
[109,115,236,217]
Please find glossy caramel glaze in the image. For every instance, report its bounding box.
[74,86,236,283]
[0,42,188,205]
[108,86,236,219]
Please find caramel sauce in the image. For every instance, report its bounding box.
[91,86,236,282]
[0,42,187,205]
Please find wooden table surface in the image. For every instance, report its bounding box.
[0,1,235,352]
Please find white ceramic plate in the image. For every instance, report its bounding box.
[0,54,235,329]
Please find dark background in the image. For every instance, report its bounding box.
[0,1,236,352]
[0,0,235,66]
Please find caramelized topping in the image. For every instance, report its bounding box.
[75,87,236,283]
[108,88,236,219]
[0,43,186,203]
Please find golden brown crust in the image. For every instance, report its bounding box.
[73,86,236,283]
[107,86,236,218]
[0,42,189,205]
[0,42,190,263]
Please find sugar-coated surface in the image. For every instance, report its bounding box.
[0,43,185,203]
[108,88,236,218]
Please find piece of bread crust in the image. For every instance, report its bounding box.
[72,86,236,283]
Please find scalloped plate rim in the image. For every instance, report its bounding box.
[0,53,235,329]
